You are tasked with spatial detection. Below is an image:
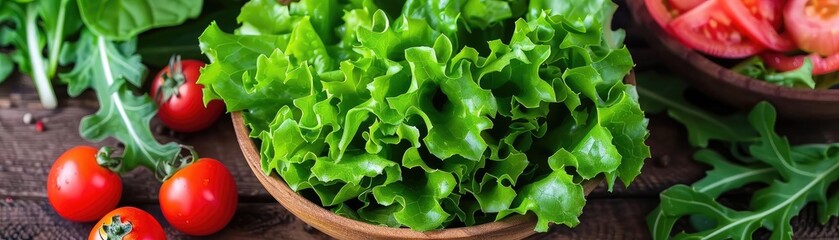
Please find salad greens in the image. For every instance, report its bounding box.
[638,73,839,240]
[734,57,817,89]
[199,0,649,231]
[0,0,201,172]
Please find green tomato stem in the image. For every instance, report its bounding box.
[25,4,57,109]
[100,215,133,239]
[47,0,69,77]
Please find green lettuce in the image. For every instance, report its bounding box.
[199,0,648,231]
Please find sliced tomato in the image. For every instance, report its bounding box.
[669,0,766,58]
[646,0,709,31]
[647,0,678,31]
[720,0,796,51]
[670,0,708,11]
[784,0,839,56]
[761,52,839,74]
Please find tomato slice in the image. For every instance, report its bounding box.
[647,0,678,32]
[669,0,766,58]
[647,0,709,32]
[720,0,796,51]
[784,0,839,56]
[670,0,708,11]
[761,52,839,74]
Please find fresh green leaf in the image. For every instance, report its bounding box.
[77,0,203,40]
[733,56,817,89]
[764,59,815,89]
[647,101,839,239]
[0,53,12,82]
[0,0,70,109]
[200,0,647,231]
[637,72,758,147]
[60,31,179,171]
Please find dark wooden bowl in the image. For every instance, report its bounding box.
[627,0,839,119]
[232,112,600,240]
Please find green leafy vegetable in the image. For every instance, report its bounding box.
[638,74,839,239]
[59,32,180,171]
[0,0,203,173]
[0,53,12,82]
[733,56,817,89]
[637,72,758,147]
[77,0,203,41]
[0,0,82,109]
[199,0,648,231]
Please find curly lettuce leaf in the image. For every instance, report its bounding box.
[199,0,647,231]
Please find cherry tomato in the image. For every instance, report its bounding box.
[784,0,839,56]
[159,158,238,236]
[720,0,796,51]
[89,207,166,240]
[47,146,122,222]
[761,51,839,74]
[669,0,766,58]
[150,58,225,133]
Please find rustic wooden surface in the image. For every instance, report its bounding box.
[1,2,838,239]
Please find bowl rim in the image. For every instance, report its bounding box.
[231,111,601,240]
[627,0,839,102]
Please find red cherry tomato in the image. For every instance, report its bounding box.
[47,146,122,222]
[719,0,796,51]
[784,0,839,56]
[159,158,238,236]
[761,51,839,74]
[669,0,766,58]
[89,207,166,240]
[150,58,225,133]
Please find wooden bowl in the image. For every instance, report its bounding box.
[232,112,600,240]
[627,0,839,119]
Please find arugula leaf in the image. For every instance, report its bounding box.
[647,149,777,240]
[643,78,839,239]
[637,72,758,147]
[60,31,179,171]
[199,0,648,231]
[77,0,203,41]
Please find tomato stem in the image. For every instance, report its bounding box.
[100,215,132,240]
[155,144,199,181]
[155,55,187,105]
[96,147,123,172]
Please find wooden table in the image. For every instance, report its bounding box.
[1,3,838,239]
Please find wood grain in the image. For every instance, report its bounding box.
[3,197,836,240]
[0,107,270,203]
[0,198,329,240]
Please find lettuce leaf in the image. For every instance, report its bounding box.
[199,0,648,231]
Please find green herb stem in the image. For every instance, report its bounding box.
[47,0,69,77]
[25,4,57,109]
